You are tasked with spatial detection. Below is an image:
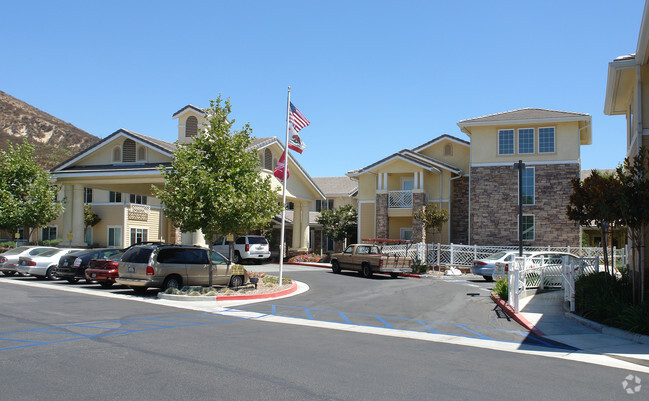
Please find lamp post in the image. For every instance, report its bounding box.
[513,160,526,256]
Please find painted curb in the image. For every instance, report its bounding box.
[491,293,546,336]
[157,281,298,302]
[562,302,649,345]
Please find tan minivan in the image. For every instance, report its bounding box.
[116,245,248,293]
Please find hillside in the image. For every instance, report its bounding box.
[0,90,100,169]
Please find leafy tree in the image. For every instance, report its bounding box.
[153,96,281,286]
[616,147,649,303]
[413,204,450,266]
[83,204,101,245]
[0,142,63,242]
[316,204,357,249]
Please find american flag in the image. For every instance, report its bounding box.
[289,102,310,133]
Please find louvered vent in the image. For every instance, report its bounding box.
[264,149,272,170]
[186,116,198,137]
[122,139,136,163]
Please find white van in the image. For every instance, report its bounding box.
[213,235,271,264]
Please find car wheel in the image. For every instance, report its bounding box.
[66,278,79,284]
[331,260,341,274]
[3,271,16,277]
[233,252,242,264]
[130,286,148,294]
[99,282,114,288]
[229,275,244,288]
[46,266,58,280]
[163,275,182,290]
[390,272,399,279]
[484,276,494,282]
[361,263,373,278]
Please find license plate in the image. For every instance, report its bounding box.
[63,261,68,267]
[91,273,96,278]
[127,266,135,273]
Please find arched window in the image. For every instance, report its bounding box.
[264,148,272,170]
[137,146,146,161]
[185,116,198,137]
[112,146,121,162]
[122,139,136,163]
[444,144,453,156]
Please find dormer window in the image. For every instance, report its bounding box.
[112,146,121,162]
[185,116,198,137]
[137,146,146,162]
[122,139,136,162]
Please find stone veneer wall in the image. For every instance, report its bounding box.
[450,177,469,244]
[412,192,426,242]
[470,163,580,246]
[376,193,388,239]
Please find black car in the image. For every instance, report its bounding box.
[57,248,124,283]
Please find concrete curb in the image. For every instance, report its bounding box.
[157,281,298,302]
[490,294,546,336]
[562,302,649,345]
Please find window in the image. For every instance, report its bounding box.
[109,191,122,203]
[326,236,334,252]
[130,228,148,245]
[401,179,414,191]
[286,202,294,210]
[539,127,555,153]
[264,148,272,170]
[521,167,535,205]
[518,128,534,154]
[521,215,534,241]
[137,146,146,161]
[316,199,334,211]
[108,227,122,248]
[122,139,136,162]
[498,129,514,155]
[42,226,57,241]
[400,228,413,241]
[84,187,93,204]
[185,116,198,137]
[129,194,147,205]
[112,147,121,162]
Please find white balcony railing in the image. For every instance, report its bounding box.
[129,203,150,214]
[388,190,412,209]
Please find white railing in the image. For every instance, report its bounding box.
[129,203,150,214]
[388,190,412,209]
[380,242,626,269]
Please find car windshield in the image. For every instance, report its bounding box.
[121,247,153,263]
[2,246,31,256]
[247,237,268,245]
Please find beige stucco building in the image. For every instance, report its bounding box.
[44,105,325,252]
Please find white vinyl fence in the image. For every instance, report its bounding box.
[381,242,626,270]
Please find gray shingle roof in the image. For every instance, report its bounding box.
[171,104,205,118]
[458,108,591,125]
[312,176,358,197]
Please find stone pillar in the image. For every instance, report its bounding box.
[412,192,426,243]
[376,192,388,239]
[71,185,85,247]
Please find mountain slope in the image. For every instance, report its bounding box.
[0,90,100,169]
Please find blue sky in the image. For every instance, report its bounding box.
[1,0,644,177]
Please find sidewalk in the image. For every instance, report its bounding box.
[517,291,649,367]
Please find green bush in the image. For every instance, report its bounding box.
[493,277,508,301]
[41,238,62,247]
[575,272,649,335]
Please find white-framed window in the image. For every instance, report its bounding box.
[42,226,57,241]
[109,191,122,203]
[539,127,555,153]
[130,228,148,245]
[498,129,515,155]
[316,199,335,212]
[519,215,535,241]
[401,178,414,191]
[84,187,93,204]
[518,128,534,154]
[400,227,413,241]
[85,227,93,246]
[129,194,147,205]
[521,167,535,205]
[107,226,122,248]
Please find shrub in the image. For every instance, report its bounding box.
[41,238,62,247]
[493,277,508,301]
[288,253,323,263]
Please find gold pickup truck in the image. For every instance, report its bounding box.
[330,244,412,278]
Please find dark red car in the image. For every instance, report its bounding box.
[84,252,123,288]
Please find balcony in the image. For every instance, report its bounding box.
[389,190,412,209]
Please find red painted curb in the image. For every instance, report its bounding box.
[215,281,298,301]
[491,294,545,336]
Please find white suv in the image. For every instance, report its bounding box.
[213,235,271,264]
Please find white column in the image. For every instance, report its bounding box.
[291,204,300,249]
[62,184,73,240]
[377,173,382,190]
[123,201,128,247]
[420,170,424,190]
[71,185,85,247]
[383,173,388,190]
[301,201,310,250]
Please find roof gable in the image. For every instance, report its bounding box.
[172,104,205,119]
[458,108,591,129]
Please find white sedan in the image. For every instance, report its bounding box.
[0,246,58,276]
[17,248,83,280]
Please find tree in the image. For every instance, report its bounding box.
[616,147,649,303]
[153,96,281,286]
[316,204,357,250]
[0,142,63,242]
[83,204,101,245]
[413,204,450,266]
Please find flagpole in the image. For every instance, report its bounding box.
[278,86,291,285]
